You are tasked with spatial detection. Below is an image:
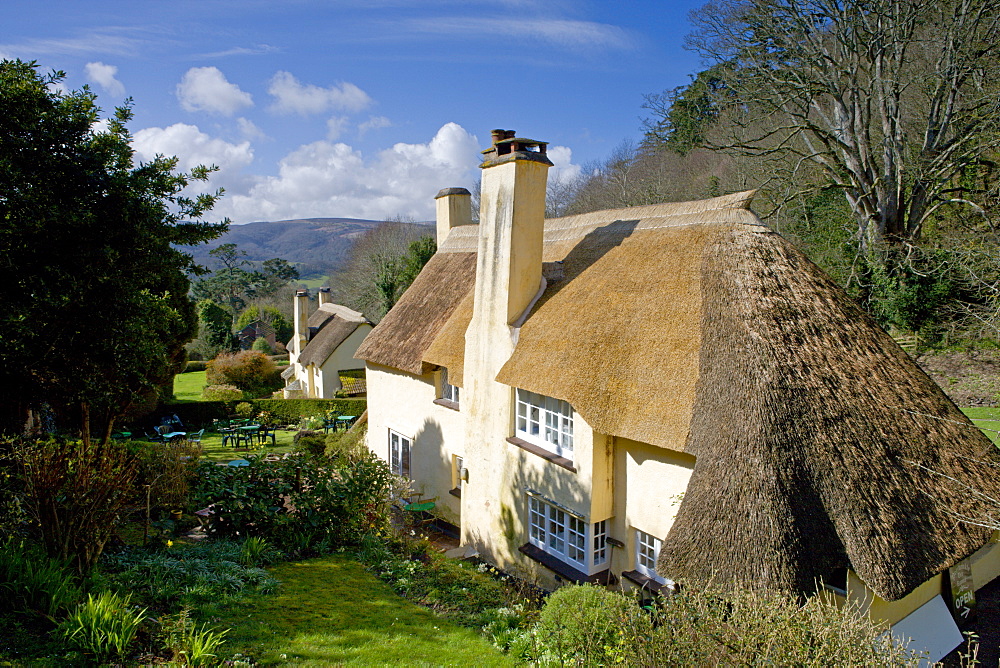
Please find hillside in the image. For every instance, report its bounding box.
[189,217,432,277]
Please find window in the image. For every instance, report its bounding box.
[635,530,664,582]
[516,389,573,459]
[389,430,411,477]
[528,496,607,573]
[450,454,464,497]
[440,368,459,405]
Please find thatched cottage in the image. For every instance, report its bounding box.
[356,130,1000,657]
[283,288,371,399]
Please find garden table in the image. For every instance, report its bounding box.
[336,415,357,431]
[237,424,260,448]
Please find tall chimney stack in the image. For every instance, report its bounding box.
[292,289,310,358]
[434,187,473,246]
[318,286,331,307]
[475,129,552,324]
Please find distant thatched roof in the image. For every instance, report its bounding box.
[297,304,370,367]
[357,189,1000,601]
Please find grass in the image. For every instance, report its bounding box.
[173,370,208,402]
[196,555,512,667]
[962,407,1000,447]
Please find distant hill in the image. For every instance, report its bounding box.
[189,217,433,277]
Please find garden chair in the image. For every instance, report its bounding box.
[187,429,204,447]
[323,413,340,433]
[219,426,238,448]
[257,425,277,447]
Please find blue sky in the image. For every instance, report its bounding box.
[3,1,707,223]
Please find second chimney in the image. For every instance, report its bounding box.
[434,187,473,246]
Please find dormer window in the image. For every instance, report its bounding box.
[515,389,573,461]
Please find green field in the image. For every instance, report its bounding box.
[962,407,1000,447]
[173,370,208,402]
[198,555,512,667]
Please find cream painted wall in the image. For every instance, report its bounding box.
[614,437,695,585]
[313,324,372,398]
[364,363,466,524]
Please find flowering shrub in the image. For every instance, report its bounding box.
[206,351,279,398]
[201,384,243,401]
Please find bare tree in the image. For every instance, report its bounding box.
[328,217,433,321]
[684,0,1000,258]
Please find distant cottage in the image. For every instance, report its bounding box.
[355,129,1000,659]
[283,288,371,398]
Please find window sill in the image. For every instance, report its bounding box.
[449,486,461,498]
[622,570,668,594]
[433,398,460,412]
[506,437,576,472]
[519,544,615,585]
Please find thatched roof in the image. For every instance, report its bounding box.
[658,225,1000,600]
[357,190,1000,601]
[297,304,370,367]
[355,251,477,375]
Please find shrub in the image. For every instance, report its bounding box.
[206,350,279,398]
[535,584,648,666]
[251,337,273,354]
[0,537,82,619]
[234,401,255,419]
[185,360,209,372]
[59,591,147,663]
[101,541,279,607]
[191,456,295,540]
[201,384,244,401]
[294,430,327,457]
[17,437,139,572]
[160,606,230,667]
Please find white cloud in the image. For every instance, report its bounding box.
[132,123,255,197]
[547,145,582,184]
[195,44,279,58]
[237,117,266,141]
[267,71,372,115]
[326,116,350,140]
[216,122,480,223]
[84,61,125,97]
[176,67,253,116]
[359,115,392,135]
[402,17,631,50]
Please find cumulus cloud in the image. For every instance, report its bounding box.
[176,67,253,116]
[132,123,254,197]
[84,62,125,97]
[547,144,582,185]
[216,122,480,223]
[267,71,372,115]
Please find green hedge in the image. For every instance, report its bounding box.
[185,360,209,372]
[166,398,366,428]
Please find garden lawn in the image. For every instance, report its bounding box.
[198,555,513,667]
[173,370,207,402]
[962,407,1000,448]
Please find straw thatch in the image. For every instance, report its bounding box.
[297,305,369,367]
[656,224,1000,600]
[355,251,477,375]
[358,189,1000,601]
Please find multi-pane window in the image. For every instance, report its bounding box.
[389,430,411,478]
[516,389,573,460]
[635,529,664,582]
[528,496,607,573]
[440,368,460,405]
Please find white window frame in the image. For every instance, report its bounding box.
[635,529,665,583]
[451,454,464,489]
[389,430,411,478]
[515,389,573,460]
[528,496,607,574]
[440,368,460,405]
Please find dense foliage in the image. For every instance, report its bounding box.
[205,350,281,398]
[0,59,226,441]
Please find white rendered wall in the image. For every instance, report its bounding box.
[364,363,466,524]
